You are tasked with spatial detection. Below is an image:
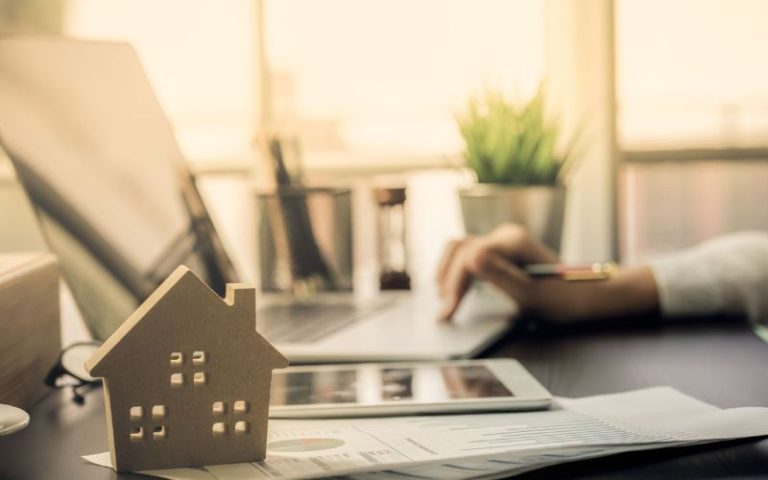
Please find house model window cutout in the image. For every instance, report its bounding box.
[85,266,289,472]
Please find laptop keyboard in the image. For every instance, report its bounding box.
[257,302,388,343]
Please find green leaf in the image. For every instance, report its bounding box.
[456,83,576,185]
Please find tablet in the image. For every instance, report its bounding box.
[269,359,551,418]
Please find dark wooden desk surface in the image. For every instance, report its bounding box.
[2,318,768,479]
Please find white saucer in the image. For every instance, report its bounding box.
[0,404,30,436]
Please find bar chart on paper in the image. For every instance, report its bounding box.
[207,409,671,480]
[268,438,347,453]
[411,411,669,454]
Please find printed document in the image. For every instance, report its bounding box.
[84,387,768,479]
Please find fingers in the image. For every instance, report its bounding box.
[483,224,559,265]
[468,249,532,304]
[436,237,472,295]
[435,224,556,321]
[437,241,475,321]
[437,237,534,321]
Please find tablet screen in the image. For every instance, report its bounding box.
[270,364,513,406]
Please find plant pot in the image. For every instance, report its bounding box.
[458,184,566,253]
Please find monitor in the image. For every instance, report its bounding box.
[0,37,237,339]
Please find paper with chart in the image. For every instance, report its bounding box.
[84,387,768,480]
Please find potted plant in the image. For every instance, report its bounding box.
[456,85,574,253]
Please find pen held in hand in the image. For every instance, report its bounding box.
[437,262,617,322]
[525,262,616,281]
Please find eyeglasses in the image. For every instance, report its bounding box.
[45,342,102,404]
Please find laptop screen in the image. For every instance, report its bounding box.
[0,37,237,339]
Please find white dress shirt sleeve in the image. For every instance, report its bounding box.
[649,231,768,324]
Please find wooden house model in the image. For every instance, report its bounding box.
[85,266,288,472]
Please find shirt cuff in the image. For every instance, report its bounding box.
[648,232,768,323]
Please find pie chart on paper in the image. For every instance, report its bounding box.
[268,437,346,453]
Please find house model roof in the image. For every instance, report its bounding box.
[86,265,287,378]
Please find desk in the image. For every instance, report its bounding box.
[2,318,768,479]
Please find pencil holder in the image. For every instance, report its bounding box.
[256,187,353,293]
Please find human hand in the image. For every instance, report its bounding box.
[435,223,660,323]
[436,224,558,321]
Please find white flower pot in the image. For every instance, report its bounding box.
[458,184,566,253]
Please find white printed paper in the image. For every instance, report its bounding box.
[84,387,768,480]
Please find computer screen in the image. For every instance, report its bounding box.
[0,37,236,339]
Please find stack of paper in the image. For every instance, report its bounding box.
[85,387,768,479]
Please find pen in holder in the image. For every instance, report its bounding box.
[256,133,353,294]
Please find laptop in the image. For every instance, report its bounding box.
[0,37,511,362]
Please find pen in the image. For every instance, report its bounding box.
[524,262,616,281]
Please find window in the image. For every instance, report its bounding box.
[64,0,256,165]
[129,426,144,442]
[61,0,548,169]
[169,352,183,366]
[193,372,208,386]
[617,0,768,150]
[234,421,249,435]
[152,425,168,440]
[233,400,248,415]
[152,405,167,420]
[170,373,185,388]
[212,422,227,437]
[192,351,207,366]
[211,400,250,437]
[263,0,545,170]
[129,406,143,421]
[616,0,768,261]
[212,401,226,416]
